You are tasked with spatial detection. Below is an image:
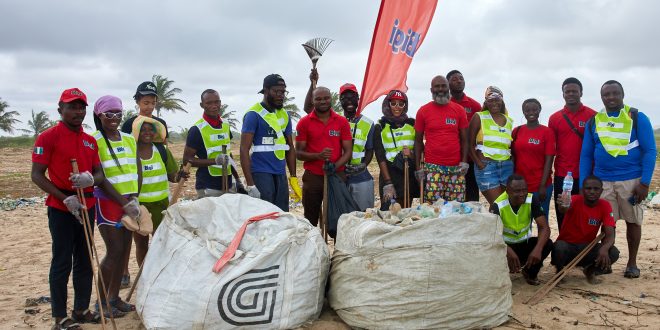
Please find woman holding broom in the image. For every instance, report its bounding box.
[373,90,419,210]
[92,95,142,318]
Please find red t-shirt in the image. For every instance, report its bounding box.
[414,101,468,166]
[450,94,482,123]
[32,121,100,211]
[557,195,615,244]
[548,105,596,177]
[296,109,352,176]
[512,125,556,192]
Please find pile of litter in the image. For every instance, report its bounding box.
[0,197,45,211]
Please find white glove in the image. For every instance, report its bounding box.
[246,185,261,199]
[70,171,94,189]
[458,162,470,175]
[415,169,425,183]
[215,154,229,166]
[383,184,396,201]
[63,195,84,222]
[122,197,141,219]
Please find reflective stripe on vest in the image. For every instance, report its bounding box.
[195,119,231,176]
[381,123,415,162]
[495,192,533,244]
[476,111,513,160]
[139,145,169,202]
[244,103,290,160]
[349,116,374,165]
[93,131,139,195]
[594,105,637,157]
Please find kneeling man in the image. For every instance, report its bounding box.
[490,174,553,285]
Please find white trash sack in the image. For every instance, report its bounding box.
[136,194,330,329]
[329,203,512,329]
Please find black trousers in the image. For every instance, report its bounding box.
[551,240,619,272]
[48,207,95,318]
[553,175,580,231]
[464,161,480,202]
[507,237,553,278]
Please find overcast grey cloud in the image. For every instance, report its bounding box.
[0,0,657,136]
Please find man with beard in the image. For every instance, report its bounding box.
[447,70,482,202]
[240,74,299,211]
[414,75,469,202]
[548,78,596,230]
[296,87,352,228]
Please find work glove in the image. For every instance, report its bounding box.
[246,185,261,199]
[458,162,470,176]
[323,162,336,175]
[63,195,84,223]
[289,177,302,202]
[70,171,94,189]
[383,184,397,201]
[214,154,230,166]
[345,163,367,174]
[236,179,248,194]
[122,197,141,219]
[415,169,426,183]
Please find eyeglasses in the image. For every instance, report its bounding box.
[101,112,123,119]
[389,100,406,108]
[270,89,289,97]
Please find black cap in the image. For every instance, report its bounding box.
[258,74,286,94]
[134,81,158,98]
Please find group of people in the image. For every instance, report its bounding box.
[32,70,655,329]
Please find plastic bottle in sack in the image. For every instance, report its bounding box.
[561,171,574,207]
[440,201,453,218]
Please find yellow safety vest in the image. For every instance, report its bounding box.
[93,131,139,195]
[594,105,636,157]
[476,111,513,160]
[245,103,290,160]
[495,192,533,244]
[138,145,169,203]
[349,115,374,165]
[194,118,231,176]
[381,123,415,162]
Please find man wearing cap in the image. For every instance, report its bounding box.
[447,70,482,202]
[31,88,105,328]
[580,80,656,279]
[548,78,596,230]
[240,75,298,211]
[414,75,470,203]
[185,89,244,199]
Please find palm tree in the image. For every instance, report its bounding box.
[21,110,56,137]
[120,108,137,127]
[331,92,342,114]
[0,98,21,134]
[219,104,239,131]
[151,74,187,117]
[283,96,301,122]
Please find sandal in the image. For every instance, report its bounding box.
[110,298,136,312]
[71,309,101,324]
[51,317,81,330]
[95,302,127,318]
[624,266,640,278]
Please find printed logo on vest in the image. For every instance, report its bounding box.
[329,130,340,137]
[445,118,457,125]
[218,265,280,326]
[588,218,601,226]
[607,122,616,128]
[144,164,154,171]
[498,127,507,133]
[528,138,540,145]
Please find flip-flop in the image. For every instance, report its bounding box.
[51,317,81,330]
[95,302,127,318]
[624,266,640,278]
[110,298,136,312]
[71,309,101,324]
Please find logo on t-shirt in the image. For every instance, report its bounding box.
[445,118,457,125]
[33,147,44,155]
[578,121,586,127]
[329,130,340,137]
[588,218,601,226]
[528,138,540,145]
[83,140,95,150]
[464,107,473,114]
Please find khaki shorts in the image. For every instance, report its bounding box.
[602,178,644,225]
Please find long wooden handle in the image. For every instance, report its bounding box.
[221,145,228,192]
[419,152,424,204]
[170,163,191,204]
[322,161,329,242]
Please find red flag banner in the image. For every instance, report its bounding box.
[357,0,438,115]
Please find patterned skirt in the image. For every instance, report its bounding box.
[423,163,466,203]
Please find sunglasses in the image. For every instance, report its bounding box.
[101,112,123,119]
[389,100,406,108]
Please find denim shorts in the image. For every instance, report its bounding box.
[474,159,513,191]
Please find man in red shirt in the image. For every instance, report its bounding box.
[551,175,619,284]
[296,87,352,233]
[31,88,106,328]
[548,77,596,229]
[414,75,469,202]
[448,70,482,202]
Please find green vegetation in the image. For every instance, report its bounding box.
[0,135,36,147]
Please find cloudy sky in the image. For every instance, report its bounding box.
[1,0,657,136]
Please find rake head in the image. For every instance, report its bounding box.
[302,37,333,63]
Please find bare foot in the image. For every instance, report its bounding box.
[583,266,602,284]
[522,268,541,286]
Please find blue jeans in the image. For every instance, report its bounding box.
[474,159,513,191]
[252,172,289,211]
[532,184,553,219]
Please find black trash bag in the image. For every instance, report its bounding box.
[326,173,359,238]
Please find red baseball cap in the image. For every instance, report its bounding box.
[339,83,358,95]
[59,88,88,105]
[389,90,406,101]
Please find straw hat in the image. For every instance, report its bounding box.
[121,205,153,236]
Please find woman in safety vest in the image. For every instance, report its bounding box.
[132,116,180,270]
[468,86,514,205]
[92,95,142,318]
[373,90,419,210]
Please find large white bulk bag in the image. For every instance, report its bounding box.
[329,204,512,329]
[136,194,330,329]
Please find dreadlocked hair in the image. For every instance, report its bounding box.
[93,113,124,173]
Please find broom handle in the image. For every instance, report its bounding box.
[322,160,329,242]
[222,145,228,192]
[419,152,424,204]
[170,163,191,204]
[311,61,318,90]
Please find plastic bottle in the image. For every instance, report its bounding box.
[440,201,453,218]
[562,171,574,207]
